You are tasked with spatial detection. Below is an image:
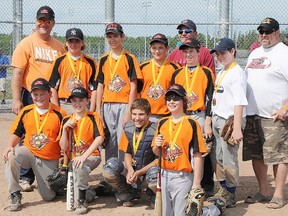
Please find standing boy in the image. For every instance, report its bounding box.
[139,33,179,122]
[2,78,66,212]
[96,22,142,161]
[102,98,158,207]
[59,87,104,214]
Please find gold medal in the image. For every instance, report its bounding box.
[212,98,216,106]
[132,158,138,167]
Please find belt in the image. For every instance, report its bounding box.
[186,110,201,115]
[59,98,71,104]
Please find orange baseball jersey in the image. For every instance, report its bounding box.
[9,103,66,160]
[171,64,215,116]
[96,50,142,103]
[47,53,97,99]
[59,112,104,157]
[151,116,206,173]
[12,32,66,91]
[139,59,179,115]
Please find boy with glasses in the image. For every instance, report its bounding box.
[11,5,66,192]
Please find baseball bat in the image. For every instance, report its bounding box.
[155,145,162,216]
[66,129,74,211]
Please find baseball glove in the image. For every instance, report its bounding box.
[220,116,235,146]
[46,166,68,193]
[202,135,215,157]
[185,188,205,216]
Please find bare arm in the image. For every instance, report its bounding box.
[2,134,21,162]
[50,87,59,106]
[11,67,24,114]
[122,79,137,127]
[232,105,244,143]
[89,90,97,112]
[192,152,203,189]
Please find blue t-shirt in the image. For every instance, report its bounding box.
[0,54,10,78]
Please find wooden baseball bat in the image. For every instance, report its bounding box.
[66,129,74,211]
[155,145,162,216]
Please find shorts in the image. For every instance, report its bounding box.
[0,78,6,91]
[243,115,288,165]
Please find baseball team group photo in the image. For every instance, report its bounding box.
[0,3,288,216]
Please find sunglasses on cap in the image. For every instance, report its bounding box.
[258,29,275,35]
[178,29,194,35]
[165,94,183,101]
[37,19,52,25]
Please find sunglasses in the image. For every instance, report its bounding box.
[37,19,52,25]
[165,94,182,101]
[258,29,274,35]
[178,29,194,34]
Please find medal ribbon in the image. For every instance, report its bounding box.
[132,122,150,155]
[169,115,186,150]
[185,64,199,95]
[72,112,87,146]
[214,61,237,94]
[109,49,124,80]
[34,104,51,135]
[151,59,167,87]
[67,52,83,80]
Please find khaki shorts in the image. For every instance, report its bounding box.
[0,78,6,91]
[243,115,288,165]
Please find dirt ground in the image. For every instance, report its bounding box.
[0,112,287,216]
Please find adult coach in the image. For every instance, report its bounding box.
[168,19,215,73]
[243,17,288,209]
[11,5,65,191]
[11,5,65,114]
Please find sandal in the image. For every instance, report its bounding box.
[267,197,284,209]
[245,192,271,204]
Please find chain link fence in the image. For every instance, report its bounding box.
[1,0,288,112]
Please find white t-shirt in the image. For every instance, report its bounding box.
[212,63,248,119]
[245,42,288,118]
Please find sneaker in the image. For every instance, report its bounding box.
[9,191,22,212]
[1,100,5,104]
[207,187,236,208]
[19,179,34,192]
[211,197,226,215]
[122,201,134,207]
[226,192,236,208]
[75,199,88,215]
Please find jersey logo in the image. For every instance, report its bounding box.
[35,47,59,64]
[247,57,271,69]
[187,91,199,108]
[163,144,183,163]
[108,74,126,92]
[66,77,84,92]
[147,84,165,100]
[30,132,49,150]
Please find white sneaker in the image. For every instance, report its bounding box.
[19,180,34,192]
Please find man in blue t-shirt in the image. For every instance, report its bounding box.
[0,48,10,104]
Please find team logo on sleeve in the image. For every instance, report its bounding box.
[66,77,84,92]
[163,144,183,163]
[30,132,50,150]
[187,91,199,108]
[147,84,165,100]
[108,74,126,92]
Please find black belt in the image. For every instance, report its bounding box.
[186,110,202,115]
[59,98,71,104]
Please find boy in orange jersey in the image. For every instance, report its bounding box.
[171,38,215,196]
[3,78,66,212]
[139,33,179,122]
[59,87,104,215]
[96,22,142,162]
[152,84,225,216]
[48,28,97,114]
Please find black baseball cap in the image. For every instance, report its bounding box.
[68,87,89,100]
[150,33,168,46]
[177,19,197,31]
[210,38,235,54]
[165,84,187,97]
[179,38,200,50]
[31,78,50,92]
[257,17,279,31]
[66,28,84,41]
[36,6,55,20]
[105,22,124,35]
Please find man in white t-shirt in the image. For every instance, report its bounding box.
[243,17,288,209]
